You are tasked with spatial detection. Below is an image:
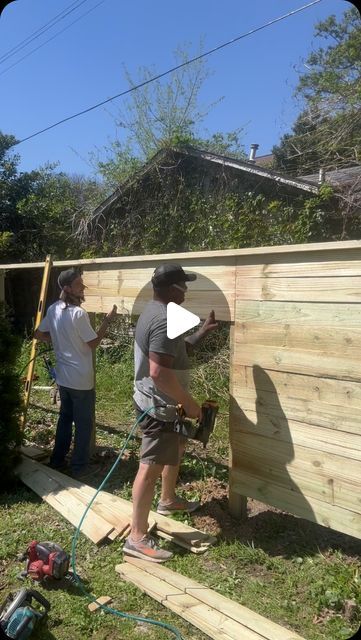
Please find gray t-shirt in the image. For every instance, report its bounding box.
[133,300,189,421]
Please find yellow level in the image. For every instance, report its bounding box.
[20,254,53,431]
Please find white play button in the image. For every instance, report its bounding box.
[167,302,200,339]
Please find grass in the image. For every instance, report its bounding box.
[2,338,360,640]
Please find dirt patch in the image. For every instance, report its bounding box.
[177,476,361,560]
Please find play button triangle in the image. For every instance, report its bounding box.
[167,302,200,339]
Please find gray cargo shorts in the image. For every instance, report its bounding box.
[135,406,187,466]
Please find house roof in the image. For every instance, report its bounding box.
[301,165,361,189]
[92,145,319,220]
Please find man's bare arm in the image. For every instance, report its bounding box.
[86,304,117,349]
[149,352,201,420]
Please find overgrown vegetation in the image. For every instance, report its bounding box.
[272,7,361,176]
[0,306,23,488]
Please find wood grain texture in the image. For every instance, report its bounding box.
[229,468,361,539]
[116,558,306,640]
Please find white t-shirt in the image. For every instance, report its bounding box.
[38,300,97,390]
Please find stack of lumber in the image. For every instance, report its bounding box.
[116,558,306,640]
[16,457,216,551]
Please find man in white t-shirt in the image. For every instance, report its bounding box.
[35,267,117,478]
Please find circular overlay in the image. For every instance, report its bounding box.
[130,271,231,372]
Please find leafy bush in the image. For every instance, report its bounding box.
[0,306,23,489]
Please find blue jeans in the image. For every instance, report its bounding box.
[50,386,95,473]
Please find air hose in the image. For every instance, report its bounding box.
[18,347,53,377]
[70,407,185,640]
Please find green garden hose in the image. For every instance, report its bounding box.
[70,407,185,640]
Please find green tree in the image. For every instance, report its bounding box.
[0,131,106,262]
[92,47,246,191]
[273,7,361,175]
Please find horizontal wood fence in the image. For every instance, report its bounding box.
[2,239,361,539]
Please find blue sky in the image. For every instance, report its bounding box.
[0,0,352,178]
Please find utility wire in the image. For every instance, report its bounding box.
[13,0,323,148]
[0,0,90,65]
[0,0,107,77]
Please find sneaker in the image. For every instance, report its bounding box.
[123,535,173,563]
[156,497,201,516]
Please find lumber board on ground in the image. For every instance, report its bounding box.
[116,558,306,640]
[16,458,113,544]
[15,459,215,551]
[21,445,50,461]
[58,484,216,548]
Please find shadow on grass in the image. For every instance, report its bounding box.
[198,494,361,559]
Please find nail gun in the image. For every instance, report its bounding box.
[174,400,219,448]
[0,588,50,640]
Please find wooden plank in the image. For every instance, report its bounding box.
[21,445,50,461]
[3,238,361,270]
[27,462,216,549]
[235,300,361,327]
[229,432,361,484]
[117,563,240,640]
[155,530,211,554]
[230,441,361,515]
[232,343,361,382]
[230,400,361,461]
[83,291,234,321]
[229,467,361,539]
[234,322,361,355]
[235,276,361,303]
[83,264,235,291]
[88,596,113,612]
[236,254,361,277]
[16,458,113,544]
[116,558,306,640]
[232,366,361,412]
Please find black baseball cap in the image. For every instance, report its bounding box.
[151,263,197,287]
[57,267,82,289]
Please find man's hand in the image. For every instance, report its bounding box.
[200,310,218,336]
[185,310,218,351]
[184,398,202,422]
[106,304,117,322]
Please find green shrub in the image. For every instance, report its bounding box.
[0,305,23,489]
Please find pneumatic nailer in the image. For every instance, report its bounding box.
[174,400,219,448]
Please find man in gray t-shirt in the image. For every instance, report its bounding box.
[124,263,218,563]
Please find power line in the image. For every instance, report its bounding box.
[0,0,90,65]
[0,0,107,77]
[13,0,323,148]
